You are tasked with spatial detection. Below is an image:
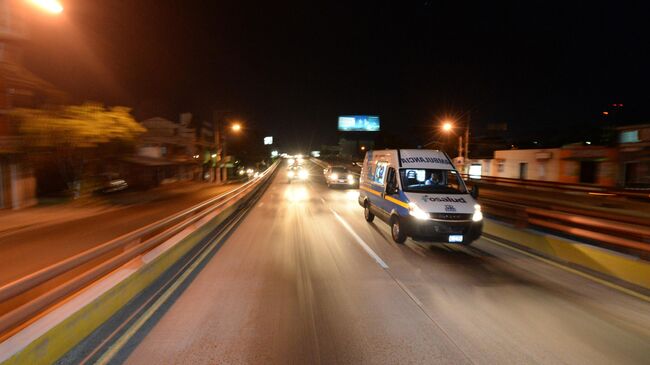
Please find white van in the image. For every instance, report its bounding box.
[358,149,482,244]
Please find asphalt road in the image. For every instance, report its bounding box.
[0,182,239,286]
[89,162,650,364]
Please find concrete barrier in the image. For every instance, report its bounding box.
[483,219,650,292]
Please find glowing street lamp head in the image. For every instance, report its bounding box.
[27,0,64,14]
[442,122,454,132]
[231,123,242,132]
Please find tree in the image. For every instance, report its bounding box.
[10,102,146,197]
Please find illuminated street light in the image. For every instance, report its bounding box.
[231,123,242,132]
[360,146,366,151]
[26,0,64,14]
[440,116,470,173]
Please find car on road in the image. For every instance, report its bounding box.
[324,166,357,188]
[95,173,129,194]
[358,149,482,244]
[287,165,308,183]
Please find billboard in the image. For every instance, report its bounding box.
[337,115,380,132]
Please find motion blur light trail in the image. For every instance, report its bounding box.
[26,0,63,14]
[285,186,309,202]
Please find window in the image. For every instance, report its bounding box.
[497,159,505,173]
[399,169,467,194]
[619,130,640,144]
[373,161,388,183]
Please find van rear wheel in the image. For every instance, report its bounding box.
[364,204,375,222]
[390,217,407,244]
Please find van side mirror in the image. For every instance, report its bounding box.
[470,185,479,198]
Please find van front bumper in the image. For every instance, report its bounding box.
[402,217,483,244]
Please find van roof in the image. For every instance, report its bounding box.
[368,149,454,169]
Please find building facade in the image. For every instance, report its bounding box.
[470,145,618,187]
[0,0,63,208]
[617,124,650,188]
[123,117,199,188]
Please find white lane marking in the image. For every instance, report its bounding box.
[330,208,473,363]
[330,209,389,269]
[320,198,326,204]
[258,202,264,207]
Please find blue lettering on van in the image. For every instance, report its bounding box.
[421,195,467,203]
[400,157,451,165]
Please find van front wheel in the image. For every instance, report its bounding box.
[390,217,407,244]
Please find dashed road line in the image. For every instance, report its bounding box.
[330,209,389,269]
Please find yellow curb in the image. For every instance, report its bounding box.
[483,219,650,293]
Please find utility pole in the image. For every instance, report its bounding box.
[212,111,221,183]
[464,111,470,166]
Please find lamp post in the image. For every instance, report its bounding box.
[213,111,242,183]
[440,114,471,172]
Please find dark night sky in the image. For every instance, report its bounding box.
[22,1,650,150]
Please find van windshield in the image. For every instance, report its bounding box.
[399,168,467,194]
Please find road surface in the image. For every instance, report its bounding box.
[68,162,650,364]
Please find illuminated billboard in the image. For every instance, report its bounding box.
[337,115,380,132]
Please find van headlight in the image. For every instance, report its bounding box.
[472,204,483,222]
[288,170,295,178]
[298,170,308,179]
[330,173,338,180]
[347,174,354,183]
[408,202,429,220]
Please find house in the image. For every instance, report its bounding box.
[469,145,618,186]
[617,124,650,188]
[123,116,199,187]
[0,2,64,208]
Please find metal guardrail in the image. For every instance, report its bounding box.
[463,175,649,256]
[477,196,650,258]
[464,174,650,201]
[0,162,279,336]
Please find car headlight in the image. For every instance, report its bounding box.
[472,204,483,222]
[408,202,429,220]
[298,170,308,179]
[330,173,338,180]
[288,171,295,178]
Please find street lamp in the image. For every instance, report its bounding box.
[26,0,64,14]
[440,117,470,172]
[212,114,244,183]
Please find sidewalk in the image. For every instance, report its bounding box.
[0,181,237,238]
